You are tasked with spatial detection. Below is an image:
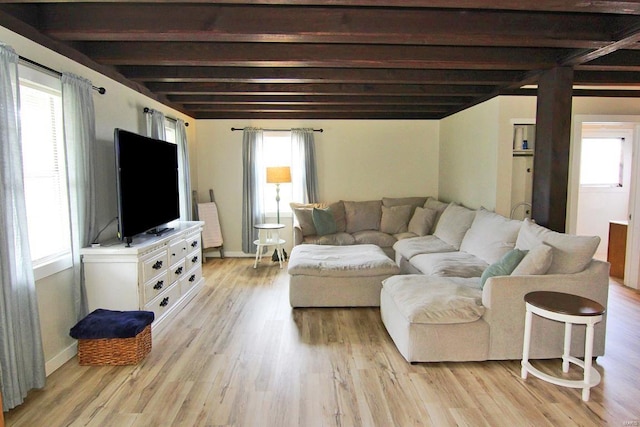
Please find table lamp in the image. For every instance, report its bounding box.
[266,166,291,261]
[266,166,291,224]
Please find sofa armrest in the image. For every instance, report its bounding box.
[481,259,610,359]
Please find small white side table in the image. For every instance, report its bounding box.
[253,223,286,269]
[521,291,605,401]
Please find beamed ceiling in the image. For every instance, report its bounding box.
[1,1,640,120]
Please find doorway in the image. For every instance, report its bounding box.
[570,118,640,289]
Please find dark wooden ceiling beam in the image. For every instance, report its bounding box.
[185,103,451,113]
[38,4,631,49]
[192,111,445,119]
[167,94,475,105]
[21,1,640,15]
[147,82,495,96]
[119,66,525,85]
[79,41,571,70]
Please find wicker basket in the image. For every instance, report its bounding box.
[77,324,152,366]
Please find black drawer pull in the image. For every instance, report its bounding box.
[175,266,183,275]
[191,241,198,248]
[152,260,163,270]
[153,280,164,290]
[189,274,196,282]
[159,297,169,307]
[192,256,199,263]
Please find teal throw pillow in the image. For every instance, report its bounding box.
[312,207,337,236]
[480,249,527,288]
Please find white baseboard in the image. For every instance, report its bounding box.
[46,342,77,376]
[203,251,252,258]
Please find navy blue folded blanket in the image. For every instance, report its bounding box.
[70,309,155,339]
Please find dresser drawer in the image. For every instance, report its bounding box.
[180,264,202,295]
[169,258,187,282]
[143,270,170,304]
[144,283,181,320]
[185,248,201,271]
[168,238,188,265]
[141,248,169,283]
[186,232,201,252]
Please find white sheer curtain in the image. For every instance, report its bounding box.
[147,109,166,140]
[291,128,319,203]
[176,118,192,220]
[62,72,97,321]
[242,128,265,253]
[0,43,46,410]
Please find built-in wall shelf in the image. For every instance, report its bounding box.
[513,149,534,157]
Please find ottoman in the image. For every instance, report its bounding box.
[288,244,400,307]
[69,309,154,365]
[380,274,490,362]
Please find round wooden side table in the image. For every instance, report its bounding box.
[521,291,605,401]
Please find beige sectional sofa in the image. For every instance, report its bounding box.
[290,197,609,363]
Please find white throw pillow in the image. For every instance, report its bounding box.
[511,244,553,275]
[459,207,522,264]
[515,218,600,274]
[433,203,476,250]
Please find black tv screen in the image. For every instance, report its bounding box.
[114,129,180,243]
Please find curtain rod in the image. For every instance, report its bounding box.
[144,107,189,127]
[231,127,323,133]
[19,56,106,95]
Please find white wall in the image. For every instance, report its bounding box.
[1,26,197,374]
[195,120,440,255]
[439,98,501,210]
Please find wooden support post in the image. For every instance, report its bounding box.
[532,66,574,232]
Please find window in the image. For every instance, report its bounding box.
[19,66,72,279]
[262,131,292,216]
[580,137,624,187]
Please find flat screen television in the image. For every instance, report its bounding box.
[114,128,180,245]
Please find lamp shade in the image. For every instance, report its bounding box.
[266,166,291,184]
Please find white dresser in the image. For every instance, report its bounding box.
[80,221,204,333]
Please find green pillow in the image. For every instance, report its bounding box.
[480,249,527,288]
[312,207,337,236]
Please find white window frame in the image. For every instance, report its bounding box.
[19,64,73,281]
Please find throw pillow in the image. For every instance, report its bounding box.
[459,207,522,264]
[407,207,437,236]
[312,207,337,236]
[515,218,600,274]
[480,248,527,288]
[424,197,449,233]
[380,205,413,234]
[344,200,382,233]
[290,204,316,236]
[433,203,476,250]
[511,244,553,276]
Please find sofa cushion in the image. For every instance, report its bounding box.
[302,232,356,246]
[382,275,484,324]
[393,235,456,260]
[382,196,428,213]
[480,248,527,288]
[460,207,522,264]
[344,200,382,233]
[353,230,397,248]
[424,197,449,233]
[407,207,437,237]
[511,244,553,276]
[328,201,347,233]
[410,251,488,278]
[381,205,413,234]
[515,218,600,274]
[433,203,476,250]
[312,207,337,236]
[394,232,419,241]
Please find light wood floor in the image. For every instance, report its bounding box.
[5,258,640,426]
